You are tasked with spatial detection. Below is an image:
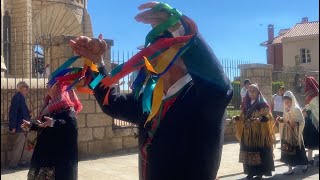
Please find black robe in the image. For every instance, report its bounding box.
[27,109,78,180]
[93,33,232,180]
[303,110,319,150]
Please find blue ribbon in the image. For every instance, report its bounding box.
[90,74,105,89]
[49,56,81,80]
[132,69,147,100]
[47,68,75,87]
[110,63,124,77]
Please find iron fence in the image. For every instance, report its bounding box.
[109,51,250,128]
[1,28,250,129]
[1,29,52,127]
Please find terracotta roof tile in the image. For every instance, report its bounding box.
[283,21,319,38]
[260,21,319,46]
[260,34,285,46]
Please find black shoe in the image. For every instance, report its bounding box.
[245,175,254,180]
[254,176,263,180]
[302,166,308,174]
[283,171,294,176]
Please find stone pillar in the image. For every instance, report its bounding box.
[239,64,273,103]
[82,9,93,37]
[10,0,33,78]
[50,35,112,71]
[1,0,7,77]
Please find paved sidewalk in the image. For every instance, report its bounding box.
[1,136,319,180]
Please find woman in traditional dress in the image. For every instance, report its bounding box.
[233,84,275,180]
[21,82,82,180]
[302,108,319,166]
[303,76,319,166]
[276,91,308,175]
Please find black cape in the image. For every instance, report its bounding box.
[93,33,232,180]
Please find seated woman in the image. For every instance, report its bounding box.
[276,91,308,175]
[233,84,275,180]
[302,108,319,166]
[21,82,82,180]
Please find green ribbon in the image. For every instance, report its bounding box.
[110,63,124,77]
[49,56,81,80]
[144,3,182,47]
[142,77,159,113]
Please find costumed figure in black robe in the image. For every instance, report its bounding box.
[69,2,232,180]
[233,84,275,180]
[276,91,308,175]
[303,76,319,166]
[21,82,82,180]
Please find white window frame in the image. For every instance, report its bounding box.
[300,48,311,64]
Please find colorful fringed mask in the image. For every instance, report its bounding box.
[100,3,197,125]
[47,56,104,94]
[51,3,197,126]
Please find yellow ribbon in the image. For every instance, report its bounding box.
[84,58,99,72]
[144,77,164,126]
[144,44,183,75]
[143,44,183,124]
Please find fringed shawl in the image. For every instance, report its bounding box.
[235,85,274,148]
[282,91,305,148]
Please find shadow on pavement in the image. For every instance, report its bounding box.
[1,166,28,175]
[220,163,320,180]
[219,163,287,179]
[267,165,319,180]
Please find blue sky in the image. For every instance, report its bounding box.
[88,0,319,64]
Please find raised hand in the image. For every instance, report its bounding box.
[135,2,181,32]
[69,34,107,64]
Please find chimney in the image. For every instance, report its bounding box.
[301,17,308,23]
[268,24,274,43]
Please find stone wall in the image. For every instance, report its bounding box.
[1,84,138,168]
[0,34,137,168]
[1,80,47,167]
[72,93,139,159]
[239,64,273,102]
[272,69,319,107]
[2,0,93,79]
[8,0,33,78]
[49,35,113,75]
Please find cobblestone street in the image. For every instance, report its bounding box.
[1,135,319,180]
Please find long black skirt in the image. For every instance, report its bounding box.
[28,112,78,180]
[303,117,319,150]
[239,142,275,177]
[280,140,308,166]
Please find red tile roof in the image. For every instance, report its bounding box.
[283,21,319,38]
[260,21,319,46]
[260,34,285,46]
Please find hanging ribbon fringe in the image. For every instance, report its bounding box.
[48,3,195,127]
[100,35,193,90]
[48,56,101,94]
[144,77,164,126]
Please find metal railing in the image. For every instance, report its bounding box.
[1,29,52,126]
[109,52,250,128]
